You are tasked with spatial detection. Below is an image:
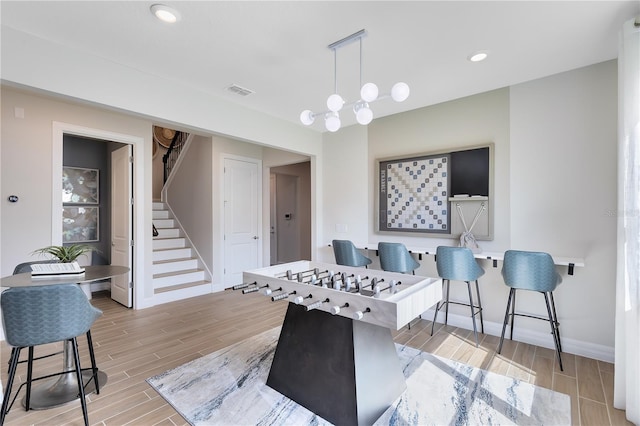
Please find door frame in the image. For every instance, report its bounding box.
[52,122,147,308]
[269,173,277,265]
[218,153,263,287]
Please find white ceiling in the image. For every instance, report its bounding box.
[2,1,638,131]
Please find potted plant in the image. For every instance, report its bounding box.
[32,244,96,263]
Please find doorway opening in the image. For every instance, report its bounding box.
[62,135,133,307]
[270,161,311,265]
[53,122,141,308]
[63,135,124,268]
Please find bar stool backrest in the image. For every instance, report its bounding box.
[501,250,562,292]
[332,240,372,267]
[436,246,484,282]
[1,284,102,348]
[378,242,420,274]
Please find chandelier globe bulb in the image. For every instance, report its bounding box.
[354,101,373,125]
[391,82,410,102]
[300,110,315,125]
[325,112,341,132]
[356,107,373,125]
[360,83,379,102]
[327,94,344,112]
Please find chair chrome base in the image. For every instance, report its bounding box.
[22,334,105,409]
[22,370,107,410]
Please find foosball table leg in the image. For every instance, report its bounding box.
[266,302,406,425]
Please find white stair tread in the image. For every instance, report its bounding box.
[153,268,203,279]
[153,257,196,264]
[154,220,175,227]
[153,248,192,262]
[154,280,210,294]
[153,246,191,252]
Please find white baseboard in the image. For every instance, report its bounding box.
[212,282,227,293]
[153,283,213,305]
[425,309,615,363]
[90,280,111,293]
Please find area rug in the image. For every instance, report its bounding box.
[147,327,571,425]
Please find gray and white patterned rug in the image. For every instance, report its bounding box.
[147,327,571,425]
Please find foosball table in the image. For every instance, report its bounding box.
[238,260,443,425]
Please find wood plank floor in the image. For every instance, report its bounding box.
[1,290,631,426]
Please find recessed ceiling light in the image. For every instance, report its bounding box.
[150,4,181,24]
[468,51,489,62]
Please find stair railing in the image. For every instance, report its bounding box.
[162,131,189,183]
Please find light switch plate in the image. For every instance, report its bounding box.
[335,224,348,233]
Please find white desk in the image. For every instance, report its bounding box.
[0,265,129,288]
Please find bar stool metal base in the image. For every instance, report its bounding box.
[431,279,484,346]
[498,288,563,371]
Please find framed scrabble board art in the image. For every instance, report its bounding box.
[379,154,451,233]
[378,145,493,238]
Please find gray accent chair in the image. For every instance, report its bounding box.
[1,283,103,425]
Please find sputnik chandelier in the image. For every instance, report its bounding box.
[300,29,410,132]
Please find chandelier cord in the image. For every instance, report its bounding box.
[359,37,363,90]
[333,48,338,95]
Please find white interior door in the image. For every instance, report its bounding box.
[111,145,133,307]
[224,157,260,286]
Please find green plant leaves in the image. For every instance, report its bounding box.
[32,244,95,263]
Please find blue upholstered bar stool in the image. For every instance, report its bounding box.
[0,284,103,426]
[378,242,420,274]
[497,250,564,371]
[431,246,485,346]
[332,240,372,268]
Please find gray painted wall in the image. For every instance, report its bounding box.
[63,135,110,262]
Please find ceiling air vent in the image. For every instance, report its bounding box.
[226,84,254,97]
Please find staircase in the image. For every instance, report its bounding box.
[153,202,212,304]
